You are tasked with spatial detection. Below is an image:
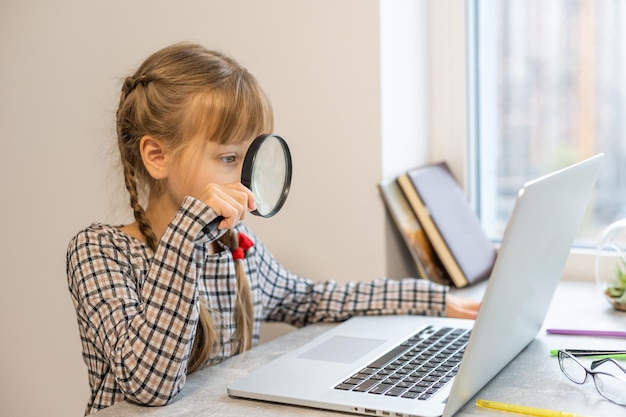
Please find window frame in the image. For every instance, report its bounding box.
[428,0,596,281]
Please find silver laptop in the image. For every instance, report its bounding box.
[228,154,604,417]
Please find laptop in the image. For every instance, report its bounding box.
[228,154,604,417]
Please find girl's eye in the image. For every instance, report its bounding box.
[220,155,237,164]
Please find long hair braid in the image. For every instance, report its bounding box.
[219,229,254,353]
[119,157,159,251]
[116,75,159,250]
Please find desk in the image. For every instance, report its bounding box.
[94,280,624,417]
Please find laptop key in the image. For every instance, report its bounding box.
[385,387,407,397]
[353,379,379,392]
[369,383,394,394]
[342,378,360,385]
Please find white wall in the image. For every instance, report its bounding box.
[0,1,430,416]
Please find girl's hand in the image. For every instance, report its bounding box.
[445,293,481,319]
[200,183,256,229]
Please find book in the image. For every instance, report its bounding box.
[396,162,496,288]
[378,179,450,286]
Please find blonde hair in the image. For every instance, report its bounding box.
[116,43,273,373]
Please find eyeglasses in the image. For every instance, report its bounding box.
[557,350,626,406]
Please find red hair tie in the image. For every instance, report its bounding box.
[232,233,254,261]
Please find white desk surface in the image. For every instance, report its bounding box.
[93,280,625,417]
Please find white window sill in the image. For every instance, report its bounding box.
[563,248,598,282]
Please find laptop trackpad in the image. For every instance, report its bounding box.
[297,336,386,364]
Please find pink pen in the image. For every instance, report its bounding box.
[546,328,626,337]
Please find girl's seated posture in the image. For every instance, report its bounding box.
[66,43,480,415]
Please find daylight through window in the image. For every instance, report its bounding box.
[471,0,626,246]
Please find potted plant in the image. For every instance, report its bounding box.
[604,258,626,311]
[596,219,626,311]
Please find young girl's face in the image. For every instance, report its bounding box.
[165,135,252,204]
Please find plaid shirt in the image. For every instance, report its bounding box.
[67,196,448,415]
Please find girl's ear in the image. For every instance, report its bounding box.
[139,135,169,180]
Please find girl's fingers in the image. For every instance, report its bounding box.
[202,183,254,229]
[445,294,481,319]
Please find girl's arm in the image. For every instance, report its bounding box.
[67,197,219,407]
[242,227,448,327]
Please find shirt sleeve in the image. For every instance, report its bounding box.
[66,197,221,407]
[243,226,449,327]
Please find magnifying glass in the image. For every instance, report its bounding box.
[241,134,292,217]
[205,134,291,230]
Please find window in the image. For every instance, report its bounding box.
[470,0,626,247]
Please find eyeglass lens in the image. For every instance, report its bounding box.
[558,351,626,406]
[559,352,587,383]
[595,373,626,406]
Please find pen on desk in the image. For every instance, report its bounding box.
[475,399,595,417]
[546,328,626,338]
[549,349,626,359]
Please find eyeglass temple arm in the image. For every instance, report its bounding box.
[590,357,626,374]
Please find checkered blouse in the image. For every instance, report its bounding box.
[66,196,448,415]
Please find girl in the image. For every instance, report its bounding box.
[66,43,479,415]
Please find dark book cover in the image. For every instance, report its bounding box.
[396,162,496,287]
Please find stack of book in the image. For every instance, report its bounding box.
[379,162,496,288]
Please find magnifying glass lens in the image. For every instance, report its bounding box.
[251,138,287,215]
[242,134,292,218]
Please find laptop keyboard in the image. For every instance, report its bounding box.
[334,326,470,400]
